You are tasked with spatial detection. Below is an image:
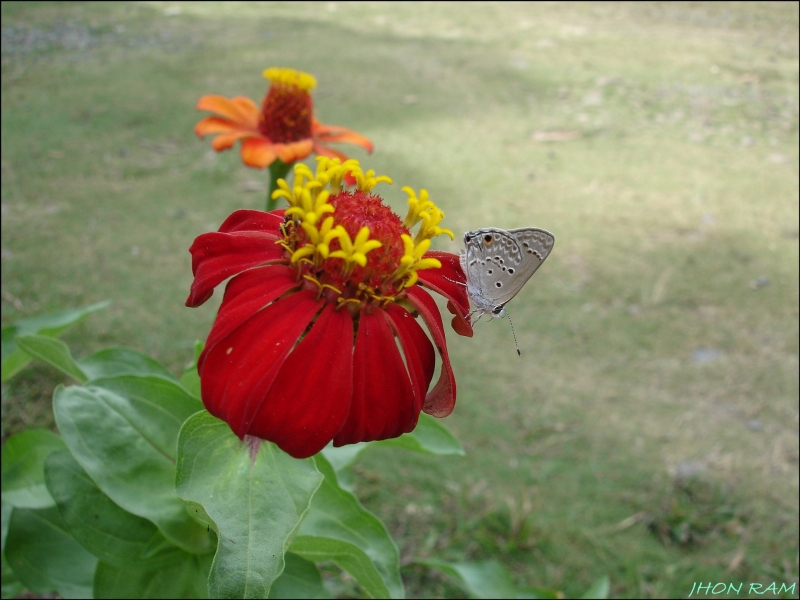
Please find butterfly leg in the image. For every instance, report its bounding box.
[468,309,485,326]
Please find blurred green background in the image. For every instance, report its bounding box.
[2,2,798,597]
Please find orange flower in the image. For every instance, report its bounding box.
[194,67,373,169]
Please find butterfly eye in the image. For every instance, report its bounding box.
[483,234,493,244]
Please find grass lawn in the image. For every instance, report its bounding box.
[2,2,798,597]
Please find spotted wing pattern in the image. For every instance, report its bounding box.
[460,227,555,313]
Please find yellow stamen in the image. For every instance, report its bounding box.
[271,178,304,205]
[391,234,442,288]
[290,245,316,263]
[311,157,362,193]
[346,163,392,193]
[299,217,340,259]
[274,158,454,294]
[337,297,363,309]
[303,274,342,295]
[401,187,455,242]
[284,188,333,227]
[416,210,454,244]
[262,67,317,92]
[329,226,383,270]
[367,290,398,306]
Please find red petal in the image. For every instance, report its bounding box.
[385,304,435,422]
[446,301,473,337]
[334,308,416,446]
[417,251,473,337]
[199,265,301,369]
[218,209,285,234]
[198,290,323,438]
[249,304,354,458]
[342,170,357,187]
[186,231,286,307]
[404,286,457,418]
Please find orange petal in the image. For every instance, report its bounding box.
[194,116,251,137]
[197,95,259,128]
[274,140,314,164]
[230,96,260,123]
[313,121,374,153]
[240,137,277,169]
[211,132,250,151]
[312,143,348,162]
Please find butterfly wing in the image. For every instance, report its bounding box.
[464,227,554,308]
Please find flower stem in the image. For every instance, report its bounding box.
[266,159,292,212]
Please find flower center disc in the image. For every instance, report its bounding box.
[319,190,407,291]
[258,83,313,143]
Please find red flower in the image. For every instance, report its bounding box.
[194,67,373,169]
[186,159,472,458]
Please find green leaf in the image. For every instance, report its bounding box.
[1,553,25,599]
[1,503,12,553]
[268,553,331,599]
[1,300,112,356]
[320,443,367,474]
[44,449,188,570]
[53,383,211,554]
[377,412,464,455]
[419,559,559,599]
[292,454,403,599]
[323,413,464,492]
[175,411,323,599]
[1,300,110,382]
[580,576,610,599]
[323,413,464,476]
[85,375,203,456]
[79,347,178,382]
[290,536,388,599]
[1,429,66,509]
[15,334,88,383]
[178,340,203,399]
[5,506,97,599]
[0,350,32,386]
[93,554,212,599]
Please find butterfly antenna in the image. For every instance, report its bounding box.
[506,310,521,356]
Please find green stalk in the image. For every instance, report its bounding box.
[266,159,292,212]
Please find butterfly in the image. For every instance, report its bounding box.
[459,227,555,353]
